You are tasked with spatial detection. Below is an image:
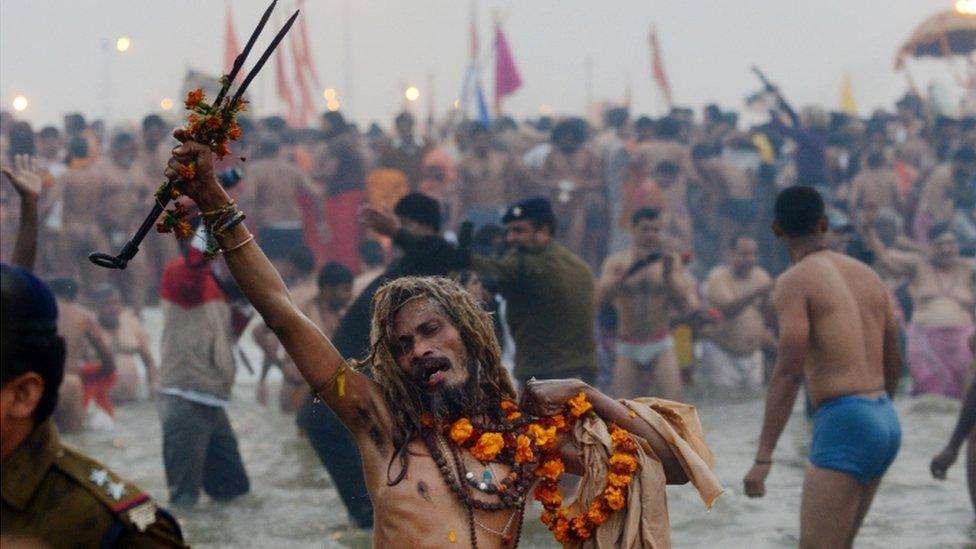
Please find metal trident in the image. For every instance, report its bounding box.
[89,1,299,270]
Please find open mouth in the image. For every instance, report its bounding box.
[421,359,451,386]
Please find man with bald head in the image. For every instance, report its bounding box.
[701,235,773,390]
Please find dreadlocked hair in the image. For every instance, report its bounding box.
[360,276,517,486]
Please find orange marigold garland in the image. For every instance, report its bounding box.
[433,392,639,544]
[155,87,248,240]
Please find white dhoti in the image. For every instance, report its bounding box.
[699,340,764,390]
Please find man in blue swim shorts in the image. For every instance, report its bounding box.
[743,187,903,548]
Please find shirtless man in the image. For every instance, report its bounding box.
[46,278,116,433]
[94,285,157,403]
[241,135,321,262]
[58,137,108,292]
[629,118,698,253]
[167,130,690,548]
[866,222,975,399]
[534,118,604,267]
[596,208,698,401]
[450,122,517,230]
[743,186,902,549]
[848,150,904,216]
[94,133,154,311]
[691,145,756,260]
[919,146,976,231]
[701,236,773,390]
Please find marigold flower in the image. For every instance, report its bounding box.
[609,453,638,474]
[606,472,631,488]
[227,122,242,140]
[533,482,562,507]
[449,418,474,446]
[567,391,593,418]
[535,458,565,481]
[174,219,193,239]
[544,413,568,431]
[570,516,592,539]
[609,425,631,445]
[205,115,222,130]
[515,434,535,464]
[506,411,522,421]
[216,140,232,158]
[616,437,639,454]
[603,486,626,511]
[470,432,504,462]
[177,163,196,181]
[184,88,205,109]
[500,400,518,411]
[586,500,610,524]
[155,221,170,234]
[527,423,557,449]
[553,520,571,543]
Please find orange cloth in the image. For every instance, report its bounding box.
[565,398,723,548]
[79,362,117,417]
[366,168,410,212]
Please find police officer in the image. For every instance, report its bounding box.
[1,263,186,547]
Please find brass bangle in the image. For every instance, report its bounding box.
[200,199,236,218]
[312,362,349,398]
[220,233,254,255]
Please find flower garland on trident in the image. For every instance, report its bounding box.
[154,88,246,240]
[428,391,640,545]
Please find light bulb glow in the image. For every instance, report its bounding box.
[327,99,341,112]
[404,86,420,102]
[12,96,28,112]
[160,97,174,110]
[957,0,976,14]
[115,36,131,52]
[323,88,337,100]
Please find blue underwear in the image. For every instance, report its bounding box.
[809,394,901,485]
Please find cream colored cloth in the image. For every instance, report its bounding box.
[565,398,724,548]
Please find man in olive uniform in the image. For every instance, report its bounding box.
[1,263,186,548]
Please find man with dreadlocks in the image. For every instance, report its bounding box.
[165,130,721,547]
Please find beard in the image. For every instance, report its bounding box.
[413,356,483,422]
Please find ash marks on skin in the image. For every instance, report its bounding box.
[417,480,432,502]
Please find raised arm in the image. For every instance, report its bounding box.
[166,132,384,430]
[744,273,807,498]
[664,252,699,314]
[864,226,920,277]
[594,255,625,308]
[2,155,43,270]
[705,270,771,319]
[84,314,117,378]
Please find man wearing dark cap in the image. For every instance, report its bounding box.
[469,196,597,385]
[1,264,186,547]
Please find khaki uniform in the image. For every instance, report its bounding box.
[1,420,186,548]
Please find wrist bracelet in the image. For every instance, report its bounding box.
[754,458,772,465]
[201,199,236,219]
[221,233,254,255]
[311,362,349,398]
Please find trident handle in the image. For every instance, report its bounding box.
[88,181,175,270]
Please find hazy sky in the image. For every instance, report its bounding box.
[0,1,962,129]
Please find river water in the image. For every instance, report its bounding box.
[63,309,975,548]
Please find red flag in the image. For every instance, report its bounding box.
[296,0,324,91]
[493,24,522,112]
[289,24,316,126]
[224,0,244,81]
[275,31,298,126]
[648,25,672,108]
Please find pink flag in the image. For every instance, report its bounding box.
[224,0,244,81]
[493,24,522,112]
[649,25,672,108]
